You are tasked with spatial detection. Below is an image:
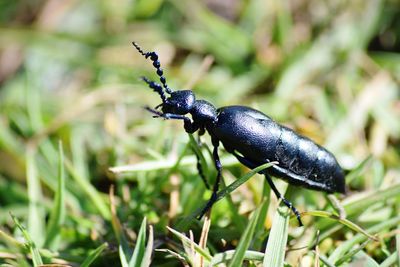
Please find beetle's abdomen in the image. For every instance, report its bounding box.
[211,106,345,193]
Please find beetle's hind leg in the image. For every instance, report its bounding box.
[231,151,303,226]
[264,173,303,226]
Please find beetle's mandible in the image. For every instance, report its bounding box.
[132,42,345,226]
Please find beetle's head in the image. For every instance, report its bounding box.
[160,90,195,115]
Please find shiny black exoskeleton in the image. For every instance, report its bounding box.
[133,42,345,226]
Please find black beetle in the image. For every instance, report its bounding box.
[132,42,345,226]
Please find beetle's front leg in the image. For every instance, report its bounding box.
[197,137,222,219]
[144,107,199,133]
[166,114,199,133]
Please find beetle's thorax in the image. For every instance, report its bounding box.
[190,99,218,125]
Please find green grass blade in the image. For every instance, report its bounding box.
[187,162,275,221]
[335,240,371,265]
[303,210,377,240]
[315,253,336,267]
[65,158,111,219]
[81,242,108,267]
[0,229,24,248]
[119,245,129,267]
[328,216,400,262]
[140,225,153,267]
[0,228,31,267]
[44,141,66,249]
[253,180,271,250]
[212,250,264,265]
[216,162,276,203]
[379,252,398,267]
[129,217,147,267]
[110,186,132,260]
[26,146,45,248]
[11,213,43,266]
[0,117,24,156]
[155,249,189,263]
[228,203,264,267]
[397,232,400,267]
[317,182,400,231]
[263,206,290,267]
[352,250,379,267]
[167,226,212,262]
[343,182,400,218]
[345,155,373,184]
[109,154,238,174]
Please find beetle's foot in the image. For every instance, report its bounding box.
[197,202,210,220]
[196,211,205,220]
[296,214,304,227]
[197,205,211,220]
[281,197,303,226]
[197,192,218,220]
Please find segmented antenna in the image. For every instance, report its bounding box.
[140,77,167,103]
[132,42,173,94]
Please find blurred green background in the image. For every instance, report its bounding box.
[0,0,399,266]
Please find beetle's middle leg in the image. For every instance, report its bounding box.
[192,147,210,189]
[197,137,222,219]
[190,127,211,189]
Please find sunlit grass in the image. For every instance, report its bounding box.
[0,0,399,266]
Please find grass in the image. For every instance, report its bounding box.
[0,0,399,266]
